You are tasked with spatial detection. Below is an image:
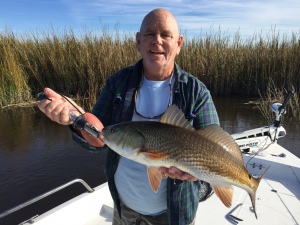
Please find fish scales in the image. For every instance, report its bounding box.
[102,105,268,218]
[116,121,248,186]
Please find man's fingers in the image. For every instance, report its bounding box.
[44,88,84,114]
[38,88,61,113]
[43,99,67,123]
[37,87,84,126]
[44,87,62,99]
[56,106,72,124]
[159,166,198,181]
[50,102,67,122]
[169,166,184,179]
[159,166,183,179]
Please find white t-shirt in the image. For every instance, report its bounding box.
[114,74,174,215]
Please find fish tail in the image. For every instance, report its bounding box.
[249,166,270,219]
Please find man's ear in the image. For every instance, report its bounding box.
[176,35,184,55]
[136,32,141,47]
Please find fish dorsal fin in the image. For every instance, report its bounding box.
[197,124,243,161]
[160,105,194,130]
[147,166,164,193]
[212,185,233,207]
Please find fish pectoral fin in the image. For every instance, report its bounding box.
[138,149,168,161]
[212,185,234,207]
[147,167,164,193]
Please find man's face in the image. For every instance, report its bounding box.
[136,11,183,74]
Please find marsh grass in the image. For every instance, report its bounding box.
[0,27,299,113]
[0,31,32,106]
[0,27,139,108]
[256,81,299,123]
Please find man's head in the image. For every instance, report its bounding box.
[136,9,183,80]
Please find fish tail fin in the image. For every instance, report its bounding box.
[249,165,270,219]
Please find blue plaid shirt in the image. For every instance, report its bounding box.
[72,59,219,225]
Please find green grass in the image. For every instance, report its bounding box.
[0,26,299,118]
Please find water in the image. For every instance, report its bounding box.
[213,97,300,155]
[0,97,299,224]
[0,106,107,225]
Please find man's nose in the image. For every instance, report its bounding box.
[152,34,163,45]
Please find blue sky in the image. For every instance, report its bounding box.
[1,0,300,39]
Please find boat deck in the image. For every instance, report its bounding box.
[25,143,300,225]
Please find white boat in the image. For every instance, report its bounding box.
[1,92,299,225]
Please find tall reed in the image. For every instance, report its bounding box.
[256,82,299,123]
[0,30,32,106]
[0,26,299,112]
[178,29,300,96]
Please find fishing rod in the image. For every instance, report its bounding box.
[37,92,102,139]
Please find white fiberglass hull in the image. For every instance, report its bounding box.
[25,142,300,225]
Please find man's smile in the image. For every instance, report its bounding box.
[149,50,164,55]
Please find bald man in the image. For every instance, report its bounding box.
[38,8,219,225]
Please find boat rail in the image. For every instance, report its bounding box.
[0,178,94,219]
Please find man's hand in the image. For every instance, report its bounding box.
[38,88,84,125]
[159,166,198,182]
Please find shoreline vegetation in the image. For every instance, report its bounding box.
[0,27,299,120]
